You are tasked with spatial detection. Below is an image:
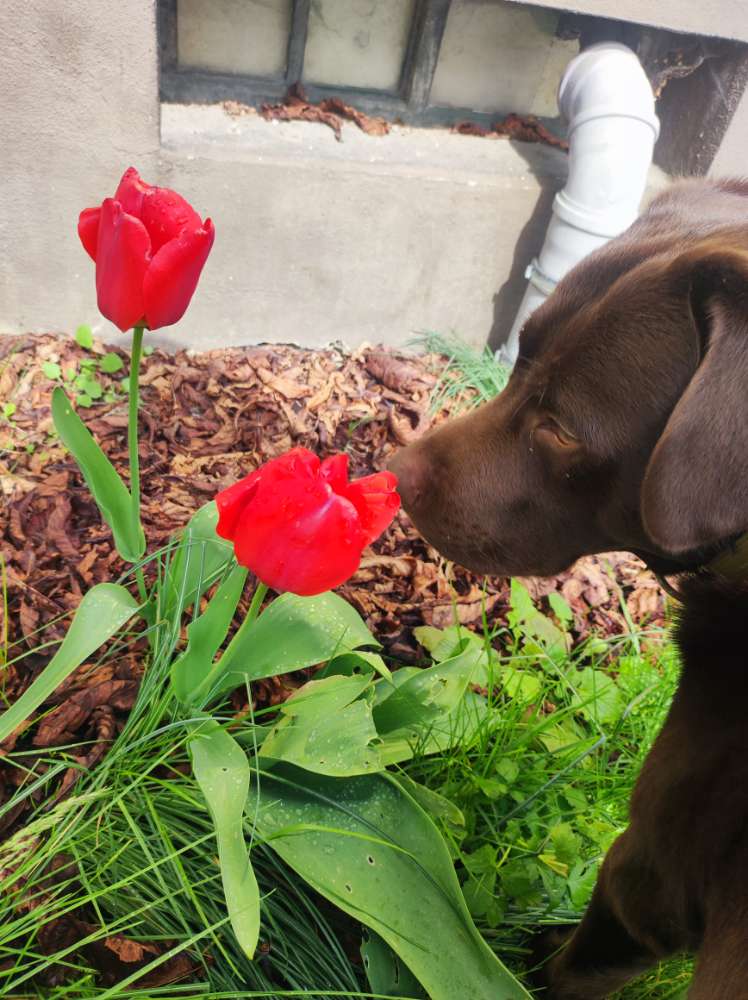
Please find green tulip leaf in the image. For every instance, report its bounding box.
[212,592,376,698]
[0,583,140,743]
[317,650,394,684]
[250,762,531,1000]
[189,718,259,959]
[377,690,488,767]
[161,502,235,625]
[51,387,144,562]
[370,649,488,766]
[259,674,382,776]
[361,928,425,998]
[373,644,484,735]
[393,774,466,832]
[171,564,248,704]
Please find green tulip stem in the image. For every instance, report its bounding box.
[246,581,269,625]
[128,325,147,604]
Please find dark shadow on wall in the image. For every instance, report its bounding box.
[487,140,565,354]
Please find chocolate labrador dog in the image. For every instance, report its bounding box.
[388,177,748,999]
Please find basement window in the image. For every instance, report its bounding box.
[158,0,578,127]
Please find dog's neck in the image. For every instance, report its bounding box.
[638,530,748,598]
[706,531,748,581]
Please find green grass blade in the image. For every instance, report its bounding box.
[412,331,511,411]
[0,583,139,742]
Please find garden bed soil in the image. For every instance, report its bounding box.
[0,332,664,765]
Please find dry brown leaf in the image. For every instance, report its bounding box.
[104,935,158,963]
[33,679,138,747]
[453,113,569,151]
[260,84,389,142]
[255,366,311,400]
[365,349,433,393]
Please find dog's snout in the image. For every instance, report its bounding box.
[387,447,431,511]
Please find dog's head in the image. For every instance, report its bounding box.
[389,189,748,578]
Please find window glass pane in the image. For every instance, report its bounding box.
[304,0,415,92]
[430,0,578,116]
[178,0,292,77]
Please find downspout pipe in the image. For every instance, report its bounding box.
[498,42,660,365]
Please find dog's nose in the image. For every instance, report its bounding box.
[387,447,431,511]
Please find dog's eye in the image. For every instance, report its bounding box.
[534,419,578,450]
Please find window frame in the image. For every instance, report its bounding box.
[157,0,524,128]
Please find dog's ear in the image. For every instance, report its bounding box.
[641,243,748,555]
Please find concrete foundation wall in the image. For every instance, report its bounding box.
[156,107,570,351]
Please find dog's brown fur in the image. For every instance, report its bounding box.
[389,178,748,998]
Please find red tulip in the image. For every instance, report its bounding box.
[78,167,214,332]
[215,448,400,596]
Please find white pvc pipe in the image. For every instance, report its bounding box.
[498,43,660,365]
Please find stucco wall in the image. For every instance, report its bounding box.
[1,0,160,334]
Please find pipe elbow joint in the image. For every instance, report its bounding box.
[558,42,660,139]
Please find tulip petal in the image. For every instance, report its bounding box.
[282,446,320,479]
[78,207,101,262]
[114,166,153,219]
[140,186,204,254]
[216,473,261,541]
[320,453,349,491]
[95,199,151,332]
[343,471,401,545]
[142,220,215,330]
[233,487,364,596]
[216,448,319,544]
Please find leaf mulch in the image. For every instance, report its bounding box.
[0,332,664,762]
